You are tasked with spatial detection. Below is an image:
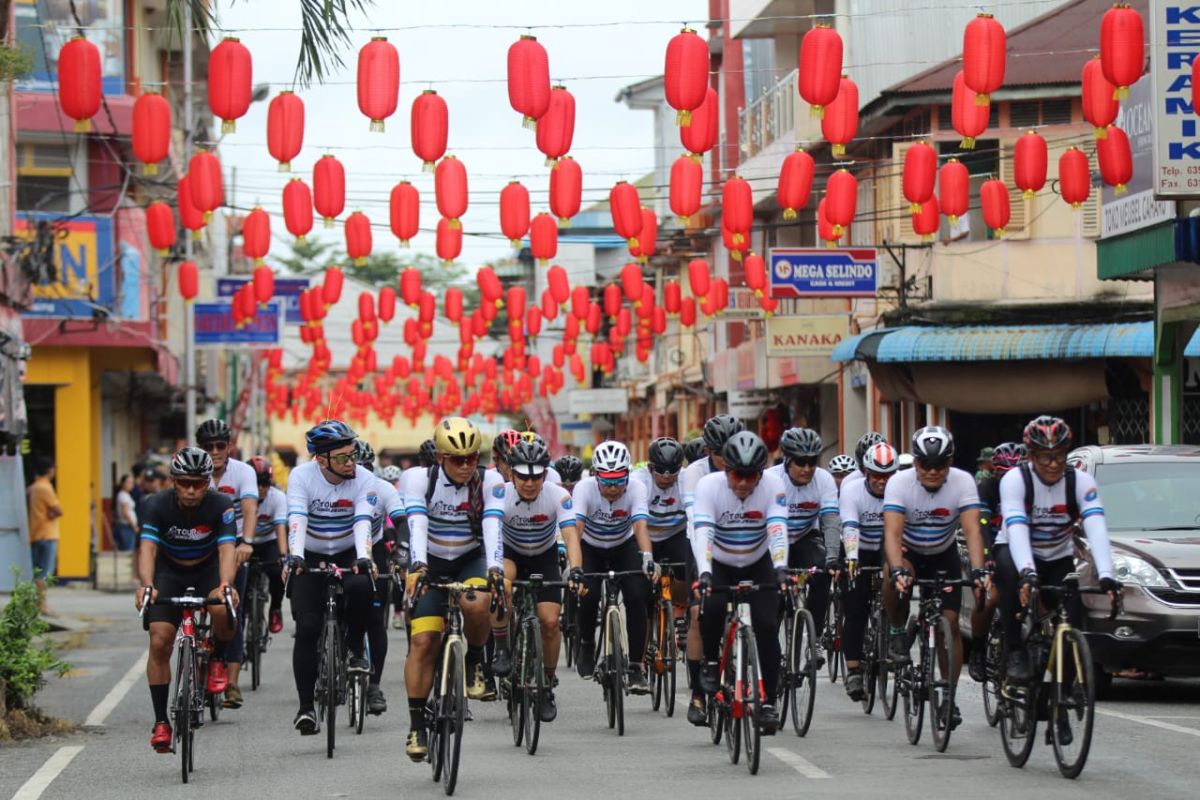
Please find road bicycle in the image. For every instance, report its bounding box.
[307,564,372,759]
[503,573,569,755]
[824,574,846,684]
[777,567,818,736]
[557,547,579,668]
[981,610,1004,727]
[647,561,687,717]
[585,569,642,736]
[243,556,271,692]
[349,572,395,735]
[848,564,890,716]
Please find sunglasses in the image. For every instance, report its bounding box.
[201,441,229,453]
[915,457,951,471]
[598,476,628,487]
[175,478,209,491]
[513,470,546,482]
[788,457,818,468]
[1033,451,1068,466]
[445,454,479,467]
[652,466,680,476]
[322,452,355,466]
[730,469,760,481]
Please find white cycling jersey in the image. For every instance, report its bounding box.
[571,476,649,549]
[840,470,865,496]
[765,464,839,544]
[501,482,575,557]
[839,478,885,560]
[253,486,287,544]
[212,458,258,538]
[368,475,405,545]
[631,466,687,542]
[881,467,982,555]
[682,455,718,538]
[691,470,789,574]
[998,465,1114,578]
[403,466,505,570]
[286,461,375,559]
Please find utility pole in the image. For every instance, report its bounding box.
[183,3,196,444]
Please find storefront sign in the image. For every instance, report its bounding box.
[17,213,115,318]
[766,315,850,357]
[567,388,628,415]
[727,389,771,419]
[218,277,310,324]
[1150,1,1200,197]
[1103,74,1176,236]
[194,302,282,346]
[768,248,878,298]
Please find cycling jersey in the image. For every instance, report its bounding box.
[368,474,405,544]
[838,477,885,560]
[690,470,789,574]
[501,482,574,557]
[253,486,287,544]
[840,471,865,495]
[631,466,686,542]
[285,461,376,559]
[998,465,1114,577]
[682,455,717,536]
[403,465,505,570]
[881,467,982,555]
[139,488,237,562]
[571,475,649,549]
[211,457,258,538]
[764,463,839,544]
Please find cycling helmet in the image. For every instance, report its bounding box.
[196,418,232,443]
[508,438,551,477]
[828,454,857,474]
[911,426,955,460]
[648,437,684,473]
[722,431,769,473]
[683,437,706,464]
[249,455,273,484]
[992,442,1027,475]
[352,439,375,468]
[898,452,915,470]
[862,442,899,475]
[554,455,583,482]
[171,446,213,478]
[780,427,822,460]
[381,465,403,483]
[305,419,357,455]
[592,441,632,477]
[434,416,481,456]
[1023,415,1072,451]
[493,429,523,461]
[418,438,438,468]
[703,414,745,452]
[854,431,887,468]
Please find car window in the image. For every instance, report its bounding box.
[1092,462,1200,533]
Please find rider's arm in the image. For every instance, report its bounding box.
[1074,470,1115,579]
[998,468,1035,573]
[236,462,259,542]
[138,536,159,589]
[352,480,374,560]
[402,468,430,566]
[681,460,701,542]
[555,488,582,569]
[817,469,842,560]
[628,478,652,553]
[839,486,861,562]
[482,471,506,571]
[953,469,986,570]
[216,499,239,585]
[690,480,715,574]
[286,471,311,558]
[762,472,790,568]
[882,475,907,569]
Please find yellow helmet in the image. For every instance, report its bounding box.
[434,416,481,456]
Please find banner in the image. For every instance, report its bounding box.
[768,248,878,298]
[1103,74,1175,236]
[194,302,281,346]
[766,315,850,358]
[16,213,115,318]
[1151,1,1200,197]
[218,277,310,324]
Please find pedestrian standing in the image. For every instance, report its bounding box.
[114,474,138,551]
[26,457,63,616]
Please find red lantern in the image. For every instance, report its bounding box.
[57,36,101,132]
[653,306,667,336]
[722,176,753,245]
[688,259,711,297]
[547,266,570,305]
[759,296,779,315]
[313,155,346,227]
[571,286,590,320]
[1081,57,1118,139]
[541,290,558,321]
[798,25,842,117]
[444,287,464,322]
[178,174,205,239]
[680,87,718,155]
[610,182,642,248]
[939,158,969,224]
[825,168,857,236]
[508,35,551,127]
[178,261,199,301]
[680,297,697,327]
[1097,125,1133,194]
[744,252,767,298]
[436,217,462,263]
[817,198,840,246]
[345,212,372,266]
[253,265,275,305]
[664,28,709,125]
[500,182,531,248]
[962,13,1006,105]
[526,307,542,337]
[603,283,622,318]
[1059,147,1091,207]
[410,90,449,172]
[188,151,224,220]
[1100,4,1144,100]
[778,148,814,219]
[418,292,436,326]
[550,156,582,226]
[586,303,603,336]
[208,37,252,134]
[821,75,858,157]
[507,286,527,324]
[530,213,557,265]
[323,266,344,306]
[664,281,681,314]
[357,36,400,132]
[267,91,304,171]
[621,263,644,303]
[1013,130,1047,200]
[980,179,1011,237]
[378,286,396,323]
[565,313,580,342]
[630,208,657,263]
[710,279,729,314]
[536,85,575,164]
[951,71,989,150]
[282,178,313,242]
[478,266,503,305]
[615,309,632,338]
[132,92,170,175]
[903,141,937,214]
[435,156,468,228]
[146,201,176,256]
[670,156,703,225]
[242,207,270,263]
[389,181,419,246]
[911,196,939,240]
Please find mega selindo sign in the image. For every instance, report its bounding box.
[16,213,115,318]
[1151,1,1200,197]
[768,248,878,298]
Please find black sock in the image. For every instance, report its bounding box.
[150,683,169,723]
[466,644,483,669]
[687,659,702,696]
[408,697,425,730]
[847,665,862,675]
[211,639,227,661]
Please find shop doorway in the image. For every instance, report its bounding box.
[22,385,56,485]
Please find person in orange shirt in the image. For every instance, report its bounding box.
[27,457,64,616]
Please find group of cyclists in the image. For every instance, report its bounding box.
[132,407,1121,769]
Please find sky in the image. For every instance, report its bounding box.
[210,0,704,270]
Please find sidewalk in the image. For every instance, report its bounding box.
[0,583,133,633]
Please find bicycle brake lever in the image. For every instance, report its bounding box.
[138,585,152,618]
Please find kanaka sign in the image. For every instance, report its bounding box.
[766,315,850,358]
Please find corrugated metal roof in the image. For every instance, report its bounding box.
[872,322,1155,362]
[831,329,897,363]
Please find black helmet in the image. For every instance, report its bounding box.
[305,419,357,455]
[854,431,887,469]
[703,414,745,452]
[554,455,583,482]
[722,431,769,473]
[911,426,955,460]
[648,437,684,473]
[780,427,822,460]
[352,439,375,468]
[196,418,232,444]
[171,446,213,478]
[418,438,438,468]
[509,438,551,478]
[683,437,706,464]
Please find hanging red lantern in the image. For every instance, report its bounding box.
[400,267,422,306]
[615,309,632,338]
[759,296,779,315]
[621,263,644,303]
[541,290,558,321]
[411,89,449,171]
[527,307,542,337]
[778,148,814,219]
[281,178,313,243]
[586,303,603,336]
[798,24,842,117]
[680,297,697,327]
[722,175,753,246]
[571,286,590,320]
[652,306,667,336]
[1100,4,1144,100]
[322,266,344,306]
[436,218,462,263]
[825,168,857,236]
[550,156,582,226]
[357,36,400,132]
[267,91,305,171]
[664,281,682,314]
[980,179,1011,237]
[670,156,702,225]
[378,286,396,323]
[345,212,372,266]
[242,207,270,263]
[939,158,969,224]
[508,35,551,127]
[478,266,503,305]
[564,314,580,343]
[188,151,224,220]
[507,286,527,324]
[817,198,840,246]
[688,259,711,297]
[911,196,939,240]
[530,212,558,265]
[1097,125,1133,194]
[146,201,176,256]
[951,71,989,150]
[630,208,658,263]
[435,156,468,228]
[1013,130,1047,199]
[499,181,531,248]
[1059,147,1091,208]
[821,75,858,157]
[638,284,655,319]
[680,86,718,156]
[419,292,436,325]
[313,155,346,227]
[178,174,205,239]
[903,141,937,214]
[610,181,642,248]
[253,265,275,306]
[178,260,199,301]
[444,287,464,321]
[962,13,1006,105]
[710,279,729,314]
[57,36,101,132]
[547,266,570,305]
[743,252,767,298]
[603,283,622,318]
[389,181,419,246]
[536,85,575,164]
[132,92,170,175]
[208,37,252,134]
[1081,57,1118,139]
[664,27,709,125]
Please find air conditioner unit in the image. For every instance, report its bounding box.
[666,347,685,366]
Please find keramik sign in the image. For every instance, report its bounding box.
[1151,1,1200,197]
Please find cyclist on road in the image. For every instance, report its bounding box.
[843,432,887,496]
[135,447,238,752]
[249,456,287,635]
[554,454,583,495]
[683,415,745,531]
[389,438,437,631]
[693,431,789,733]
[683,437,706,466]
[828,454,858,491]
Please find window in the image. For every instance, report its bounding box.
[1009,101,1040,129]
[1041,98,1072,125]
[936,139,999,243]
[16,142,75,213]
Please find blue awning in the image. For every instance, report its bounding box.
[831,329,897,363]
[867,322,1156,363]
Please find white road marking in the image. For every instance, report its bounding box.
[11,746,84,800]
[767,747,831,778]
[83,651,147,727]
[1097,707,1200,737]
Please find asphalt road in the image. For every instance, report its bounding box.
[3,585,1199,799]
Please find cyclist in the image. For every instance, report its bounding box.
[490,429,524,483]
[683,415,745,528]
[839,442,899,701]
[828,454,857,491]
[693,431,789,733]
[882,426,990,730]
[766,428,841,668]
[284,419,377,735]
[683,437,706,466]
[381,464,403,490]
[554,455,583,494]
[493,437,582,722]
[135,447,238,752]
[844,431,887,495]
[402,417,505,761]
[249,456,287,635]
[995,416,1118,685]
[196,419,258,710]
[389,438,438,631]
[572,440,655,693]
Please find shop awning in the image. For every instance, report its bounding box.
[871,321,1156,363]
[830,329,902,363]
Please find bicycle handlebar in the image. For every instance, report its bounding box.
[1028,582,1123,620]
[580,570,645,579]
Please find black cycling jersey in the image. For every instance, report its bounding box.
[139,488,237,563]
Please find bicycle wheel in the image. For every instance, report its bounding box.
[929,615,958,753]
[742,631,762,775]
[790,608,818,737]
[247,587,262,692]
[353,673,367,735]
[607,609,626,736]
[651,603,664,713]
[663,605,678,719]
[174,638,193,784]
[1050,628,1096,779]
[322,619,339,759]
[825,592,842,684]
[523,618,544,755]
[861,605,879,715]
[1000,680,1038,768]
[709,691,723,745]
[442,639,465,796]
[902,619,924,745]
[508,626,525,746]
[723,658,741,764]
[982,615,1003,728]
[878,606,899,721]
[562,592,577,668]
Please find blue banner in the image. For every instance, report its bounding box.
[217,277,309,324]
[194,302,281,346]
[768,248,878,298]
[17,213,115,318]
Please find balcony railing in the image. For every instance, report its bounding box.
[739,68,797,160]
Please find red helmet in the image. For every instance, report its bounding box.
[250,455,273,485]
[1022,415,1071,451]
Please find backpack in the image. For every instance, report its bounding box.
[424,463,486,538]
[1019,462,1078,522]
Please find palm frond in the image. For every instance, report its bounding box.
[165,0,216,53]
[295,0,374,88]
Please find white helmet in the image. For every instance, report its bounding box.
[381,465,402,482]
[592,440,631,477]
[862,442,899,474]
[898,452,915,470]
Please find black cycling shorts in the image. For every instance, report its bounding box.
[506,546,563,604]
[144,555,221,630]
[410,549,487,635]
[905,546,963,614]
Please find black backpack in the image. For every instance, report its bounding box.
[1019,463,1078,522]
[424,464,486,538]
